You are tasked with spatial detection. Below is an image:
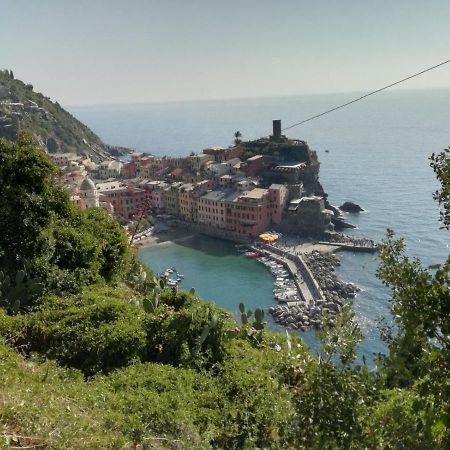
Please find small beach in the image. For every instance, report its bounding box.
[134,227,196,249]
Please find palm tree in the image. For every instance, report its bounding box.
[233,130,242,146]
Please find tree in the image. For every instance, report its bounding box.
[372,147,450,447]
[430,147,450,229]
[0,135,71,273]
[233,130,242,146]
[0,136,132,295]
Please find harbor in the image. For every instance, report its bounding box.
[137,228,390,357]
[138,222,375,331]
[238,236,364,330]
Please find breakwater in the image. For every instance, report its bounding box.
[266,246,360,330]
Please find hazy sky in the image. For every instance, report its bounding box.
[2,0,450,106]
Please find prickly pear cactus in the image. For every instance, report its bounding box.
[0,269,43,315]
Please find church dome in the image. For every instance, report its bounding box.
[79,177,96,191]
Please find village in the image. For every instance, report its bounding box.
[54,120,334,241]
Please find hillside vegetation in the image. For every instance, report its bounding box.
[0,136,449,449]
[0,70,113,159]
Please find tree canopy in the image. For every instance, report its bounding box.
[0,135,132,296]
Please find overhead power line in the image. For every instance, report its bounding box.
[281,58,450,132]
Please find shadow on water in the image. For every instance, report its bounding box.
[172,234,237,258]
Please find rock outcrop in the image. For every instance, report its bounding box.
[269,251,359,330]
[339,201,364,213]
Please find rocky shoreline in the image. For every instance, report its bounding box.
[269,250,360,330]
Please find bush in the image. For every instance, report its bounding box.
[144,289,235,368]
[3,293,146,376]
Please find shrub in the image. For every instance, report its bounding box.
[5,296,146,376]
[144,289,235,368]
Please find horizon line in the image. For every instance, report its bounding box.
[64,85,450,109]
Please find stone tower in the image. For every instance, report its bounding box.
[79,176,99,209]
[272,120,281,140]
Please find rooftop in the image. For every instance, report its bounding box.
[269,184,285,190]
[79,177,96,191]
[239,188,267,200]
[96,181,129,192]
[201,190,229,201]
[246,154,265,161]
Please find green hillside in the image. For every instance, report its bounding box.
[0,70,113,159]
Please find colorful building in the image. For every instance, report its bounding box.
[179,183,195,221]
[96,181,146,219]
[197,190,228,229]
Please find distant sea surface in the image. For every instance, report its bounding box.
[69,89,450,359]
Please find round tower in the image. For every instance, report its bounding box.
[79,176,99,209]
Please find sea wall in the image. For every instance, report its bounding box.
[262,244,323,301]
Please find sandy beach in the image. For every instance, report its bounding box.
[132,228,197,249]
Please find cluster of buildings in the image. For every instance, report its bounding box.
[65,121,332,238]
[72,173,289,238]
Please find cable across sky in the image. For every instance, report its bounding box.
[280,58,450,133]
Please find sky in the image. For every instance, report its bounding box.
[1,0,450,106]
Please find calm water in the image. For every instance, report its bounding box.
[69,89,450,359]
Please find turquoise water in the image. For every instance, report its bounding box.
[138,235,385,359]
[139,235,274,316]
[69,88,450,358]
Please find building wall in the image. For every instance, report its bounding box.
[197,196,226,229]
[98,187,146,219]
[164,183,183,216]
[179,186,195,221]
[225,198,271,237]
[268,185,289,224]
[78,188,100,209]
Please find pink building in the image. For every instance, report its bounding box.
[225,189,272,236]
[139,180,169,210]
[195,185,287,238]
[268,184,289,224]
[122,161,136,178]
[96,181,146,219]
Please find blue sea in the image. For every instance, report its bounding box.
[69,88,450,360]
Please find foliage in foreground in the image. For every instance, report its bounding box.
[1,138,450,448]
